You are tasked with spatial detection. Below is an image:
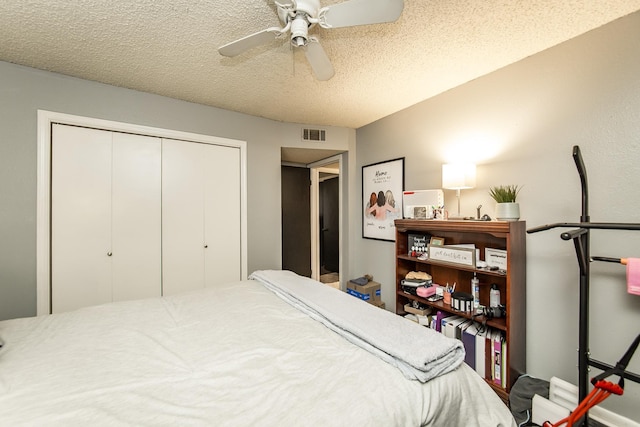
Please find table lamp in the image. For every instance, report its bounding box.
[442,163,476,219]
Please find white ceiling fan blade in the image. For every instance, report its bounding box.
[305,38,335,81]
[218,27,283,57]
[322,0,404,29]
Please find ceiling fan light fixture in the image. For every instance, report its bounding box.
[290,15,310,47]
[218,0,404,80]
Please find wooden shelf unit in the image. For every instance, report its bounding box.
[394,219,526,401]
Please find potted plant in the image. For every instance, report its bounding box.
[489,185,521,221]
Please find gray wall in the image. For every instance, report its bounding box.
[350,11,640,420]
[2,8,640,422]
[0,62,352,320]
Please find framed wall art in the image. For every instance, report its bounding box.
[362,157,404,241]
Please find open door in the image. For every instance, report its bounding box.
[281,165,312,277]
[320,174,339,274]
[281,150,343,289]
[310,157,341,288]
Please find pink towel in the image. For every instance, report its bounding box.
[626,258,640,296]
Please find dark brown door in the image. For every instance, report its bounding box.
[320,176,339,273]
[281,166,311,277]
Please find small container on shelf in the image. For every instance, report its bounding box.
[490,283,501,308]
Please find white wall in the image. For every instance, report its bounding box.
[0,61,353,320]
[351,11,640,421]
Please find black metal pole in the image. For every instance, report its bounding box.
[573,145,590,426]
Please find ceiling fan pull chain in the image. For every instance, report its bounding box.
[291,44,296,78]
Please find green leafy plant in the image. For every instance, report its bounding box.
[489,185,521,203]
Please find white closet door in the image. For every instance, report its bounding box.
[111,132,162,301]
[51,125,162,313]
[203,144,241,286]
[162,139,206,295]
[52,124,113,313]
[162,139,242,295]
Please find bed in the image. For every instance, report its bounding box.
[0,270,516,426]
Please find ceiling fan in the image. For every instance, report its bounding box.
[218,0,404,81]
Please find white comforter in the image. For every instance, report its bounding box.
[0,275,516,426]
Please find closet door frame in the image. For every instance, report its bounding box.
[37,110,247,316]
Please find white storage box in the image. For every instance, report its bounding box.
[402,190,444,219]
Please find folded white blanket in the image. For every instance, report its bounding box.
[249,270,464,383]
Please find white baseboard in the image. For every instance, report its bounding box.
[532,394,570,426]
[542,376,640,427]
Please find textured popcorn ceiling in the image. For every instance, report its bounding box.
[1,1,639,128]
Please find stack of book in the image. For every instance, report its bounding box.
[422,312,507,388]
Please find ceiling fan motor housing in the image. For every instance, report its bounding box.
[278,0,321,47]
[277,0,321,23]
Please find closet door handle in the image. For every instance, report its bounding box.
[107,252,113,257]
[204,244,208,249]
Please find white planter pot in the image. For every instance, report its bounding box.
[495,202,520,221]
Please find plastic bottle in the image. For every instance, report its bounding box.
[471,273,480,309]
[490,283,500,308]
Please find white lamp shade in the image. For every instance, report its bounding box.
[442,163,476,190]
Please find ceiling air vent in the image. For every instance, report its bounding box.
[302,128,326,142]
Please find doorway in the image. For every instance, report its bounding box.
[316,165,340,288]
[281,150,343,289]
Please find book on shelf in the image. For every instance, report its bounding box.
[440,315,462,338]
[475,326,489,378]
[434,311,452,333]
[461,322,479,370]
[492,329,503,387]
[445,316,469,339]
[501,333,507,387]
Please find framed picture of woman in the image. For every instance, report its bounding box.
[362,157,404,241]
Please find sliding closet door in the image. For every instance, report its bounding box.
[162,139,242,295]
[51,124,112,313]
[51,125,161,313]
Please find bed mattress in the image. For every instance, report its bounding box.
[0,274,516,426]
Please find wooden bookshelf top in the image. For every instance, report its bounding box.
[394,219,524,234]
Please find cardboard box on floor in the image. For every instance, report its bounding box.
[370,300,386,310]
[346,280,381,304]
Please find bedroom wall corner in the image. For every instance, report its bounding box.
[350,10,640,422]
